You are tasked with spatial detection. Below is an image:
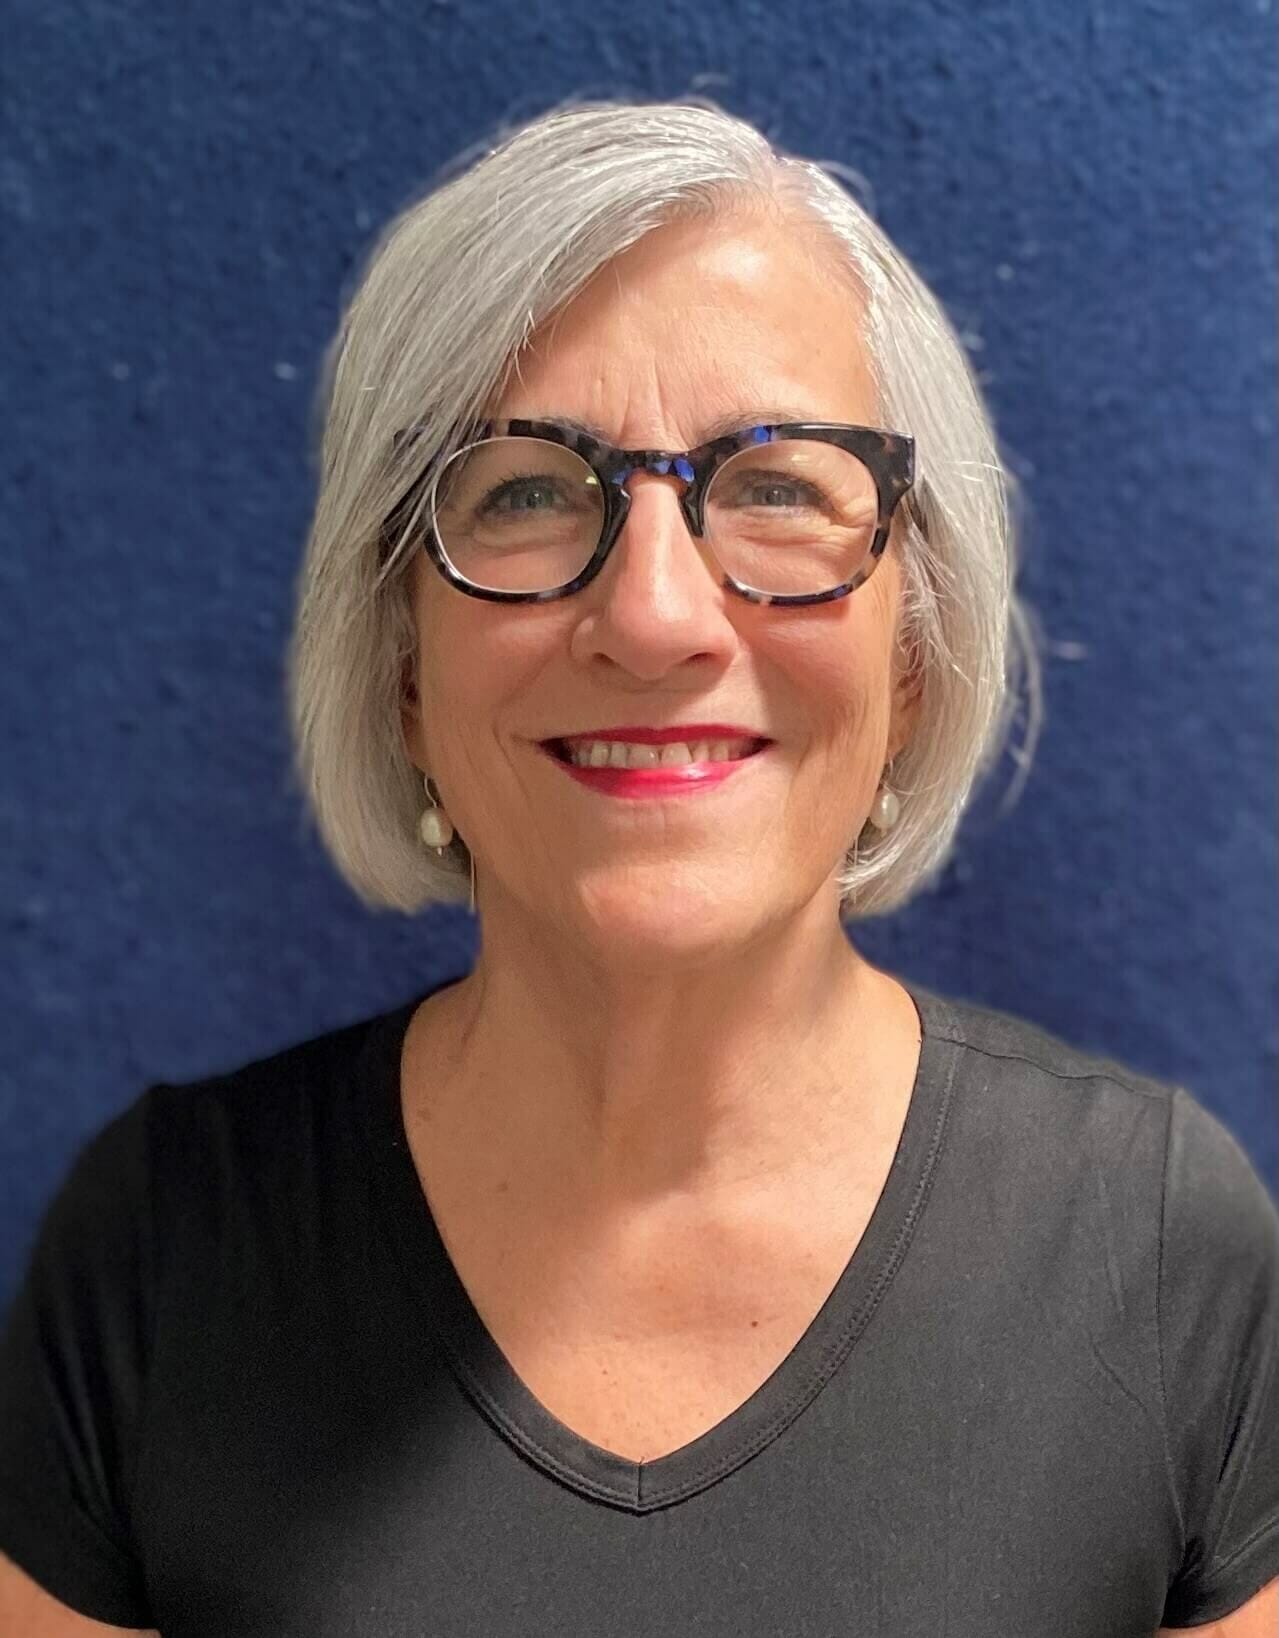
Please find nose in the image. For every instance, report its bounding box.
[570,468,735,678]
[618,460,699,526]
[623,452,697,488]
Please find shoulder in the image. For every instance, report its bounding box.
[914,984,1279,1616]
[160,998,398,1103]
[917,983,1181,1107]
[40,993,415,1280]
[41,990,405,1214]
[909,982,1278,1295]
[138,994,411,1158]
[913,983,1187,1182]
[918,985,1274,1220]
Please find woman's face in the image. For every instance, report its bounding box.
[401,208,921,958]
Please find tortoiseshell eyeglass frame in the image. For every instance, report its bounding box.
[383,417,916,608]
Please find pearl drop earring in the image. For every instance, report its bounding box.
[419,775,476,913]
[419,774,454,850]
[867,780,901,833]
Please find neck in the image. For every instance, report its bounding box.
[407,890,908,1215]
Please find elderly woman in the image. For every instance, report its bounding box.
[1,101,1276,1638]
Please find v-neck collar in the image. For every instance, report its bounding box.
[352,971,960,1513]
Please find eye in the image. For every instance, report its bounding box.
[745,478,822,508]
[719,471,828,510]
[480,476,567,515]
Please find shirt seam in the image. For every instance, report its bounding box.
[932,1035,1172,1102]
[1165,1508,1279,1621]
[1202,1505,1279,1578]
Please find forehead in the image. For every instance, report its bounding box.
[497,209,880,437]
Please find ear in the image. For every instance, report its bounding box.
[886,641,925,765]
[399,654,427,774]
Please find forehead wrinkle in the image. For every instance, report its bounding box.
[499,248,878,441]
[510,376,875,446]
[516,343,851,450]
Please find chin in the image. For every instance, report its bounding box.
[572,872,755,969]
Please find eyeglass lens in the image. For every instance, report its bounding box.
[431,436,881,597]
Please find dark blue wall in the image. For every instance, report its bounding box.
[3,1,1275,1308]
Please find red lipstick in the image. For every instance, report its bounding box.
[538,726,772,800]
[550,724,767,746]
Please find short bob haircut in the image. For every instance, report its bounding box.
[287,97,1043,919]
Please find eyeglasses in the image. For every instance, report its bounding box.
[385,417,915,607]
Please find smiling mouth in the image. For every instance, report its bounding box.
[543,736,770,769]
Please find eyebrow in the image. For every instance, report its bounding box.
[527,408,826,447]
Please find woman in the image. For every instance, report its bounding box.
[1,100,1275,1637]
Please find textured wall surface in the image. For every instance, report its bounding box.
[2,0,1275,1307]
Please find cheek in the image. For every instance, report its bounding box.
[418,641,497,764]
[761,600,894,739]
[826,576,901,725]
[411,592,485,765]
[754,612,899,835]
[418,577,498,700]
[415,591,564,751]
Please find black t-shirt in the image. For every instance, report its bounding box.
[1,974,1277,1636]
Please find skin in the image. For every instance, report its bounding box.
[4,211,1275,1638]
[6,206,1276,1638]
[399,204,926,1227]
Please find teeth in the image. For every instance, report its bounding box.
[563,737,757,769]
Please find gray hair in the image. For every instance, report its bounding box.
[286,97,1044,919]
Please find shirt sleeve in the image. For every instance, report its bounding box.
[0,1086,161,1629]
[1159,1084,1279,1627]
